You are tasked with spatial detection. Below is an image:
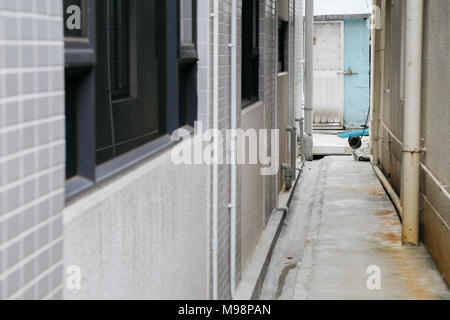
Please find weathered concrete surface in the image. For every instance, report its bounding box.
[261,156,450,300]
[313,134,352,156]
[294,157,450,300]
[260,160,324,300]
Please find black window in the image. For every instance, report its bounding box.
[96,0,164,165]
[178,0,198,127]
[63,0,198,198]
[242,0,260,107]
[278,20,288,73]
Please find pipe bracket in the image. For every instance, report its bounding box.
[402,147,423,154]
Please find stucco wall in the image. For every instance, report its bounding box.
[377,0,450,286]
[240,102,265,270]
[420,0,450,286]
[63,137,210,299]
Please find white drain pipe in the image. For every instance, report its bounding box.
[212,0,219,300]
[229,0,237,300]
[274,0,279,199]
[401,0,423,246]
[304,0,314,160]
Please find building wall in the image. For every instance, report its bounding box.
[420,0,450,286]
[240,102,265,272]
[0,0,65,299]
[262,0,278,224]
[344,18,370,129]
[376,0,450,286]
[213,0,303,299]
[63,136,210,299]
[0,0,303,300]
[64,2,212,300]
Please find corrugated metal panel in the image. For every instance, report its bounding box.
[313,21,345,128]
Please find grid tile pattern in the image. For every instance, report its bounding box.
[208,0,303,299]
[0,0,65,300]
[263,0,278,224]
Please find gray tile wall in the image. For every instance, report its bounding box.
[0,0,65,300]
[206,0,303,299]
[263,0,278,224]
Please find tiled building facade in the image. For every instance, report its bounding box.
[0,0,65,300]
[1,0,304,299]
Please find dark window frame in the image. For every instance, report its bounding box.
[177,0,198,127]
[64,0,198,201]
[278,19,288,73]
[241,0,260,108]
[64,0,97,198]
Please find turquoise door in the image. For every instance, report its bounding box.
[344,18,371,129]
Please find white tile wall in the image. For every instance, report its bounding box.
[0,0,65,300]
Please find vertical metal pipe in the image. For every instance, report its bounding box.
[287,126,297,177]
[370,1,380,165]
[229,0,237,300]
[274,0,279,197]
[304,0,314,161]
[212,0,219,299]
[377,0,387,168]
[401,0,423,246]
[296,118,305,163]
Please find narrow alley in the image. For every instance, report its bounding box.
[261,156,450,300]
[1,0,449,303]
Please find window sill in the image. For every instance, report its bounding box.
[242,98,260,109]
[242,100,264,115]
[65,47,96,68]
[65,129,194,203]
[66,177,94,201]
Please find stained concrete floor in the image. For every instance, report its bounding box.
[260,156,450,300]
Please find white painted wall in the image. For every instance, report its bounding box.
[315,0,372,16]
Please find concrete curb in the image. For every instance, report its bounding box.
[293,159,327,299]
[235,163,304,300]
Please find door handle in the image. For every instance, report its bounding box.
[341,67,358,75]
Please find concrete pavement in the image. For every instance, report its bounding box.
[260,156,450,300]
[313,134,352,156]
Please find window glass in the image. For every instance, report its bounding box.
[65,76,78,179]
[242,0,259,106]
[278,20,288,72]
[96,0,162,165]
[62,0,198,192]
[180,0,194,45]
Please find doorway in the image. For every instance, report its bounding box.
[313,21,345,129]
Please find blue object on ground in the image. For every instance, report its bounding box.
[338,129,370,139]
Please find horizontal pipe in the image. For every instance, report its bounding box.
[421,163,450,201]
[380,120,403,147]
[373,165,403,219]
